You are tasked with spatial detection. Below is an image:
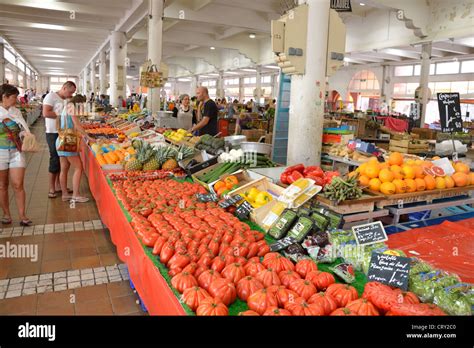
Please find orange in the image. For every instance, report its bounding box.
[421,161,433,169]
[369,178,382,192]
[393,179,407,194]
[405,179,417,193]
[432,156,441,160]
[413,165,424,179]
[401,165,415,179]
[358,163,368,176]
[444,176,455,189]
[424,175,436,190]
[379,162,390,169]
[454,162,470,174]
[380,182,396,195]
[379,168,394,183]
[388,152,403,166]
[452,172,468,187]
[435,177,446,189]
[415,160,424,166]
[368,157,379,163]
[468,173,474,186]
[358,175,370,187]
[365,163,380,179]
[415,178,426,191]
[391,165,404,180]
[405,159,416,166]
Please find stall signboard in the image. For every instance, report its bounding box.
[218,194,243,209]
[196,193,218,203]
[352,221,388,246]
[367,254,411,290]
[235,200,253,220]
[437,92,462,133]
[330,0,352,12]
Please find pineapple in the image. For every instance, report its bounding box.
[176,145,195,161]
[143,156,159,171]
[124,156,142,171]
[155,146,178,167]
[162,158,178,170]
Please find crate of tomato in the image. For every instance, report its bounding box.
[280,163,340,188]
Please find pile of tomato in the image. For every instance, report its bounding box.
[112,178,445,316]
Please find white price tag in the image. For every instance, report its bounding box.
[397,199,404,209]
[452,152,458,161]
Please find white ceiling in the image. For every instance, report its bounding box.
[1,0,473,78]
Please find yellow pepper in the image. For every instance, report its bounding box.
[255,192,272,207]
[245,187,260,203]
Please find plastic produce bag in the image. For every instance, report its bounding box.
[435,140,467,156]
[433,283,473,316]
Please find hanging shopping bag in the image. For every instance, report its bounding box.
[140,64,163,88]
[56,111,79,153]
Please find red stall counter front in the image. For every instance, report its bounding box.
[80,141,186,315]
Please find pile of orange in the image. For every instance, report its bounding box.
[352,152,474,196]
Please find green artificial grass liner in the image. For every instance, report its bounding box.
[106,176,368,315]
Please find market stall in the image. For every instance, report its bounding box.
[77,108,473,317]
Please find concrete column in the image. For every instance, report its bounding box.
[239,77,244,102]
[256,66,262,105]
[90,61,96,96]
[217,70,224,99]
[272,74,279,99]
[287,0,330,166]
[12,56,18,86]
[83,67,89,96]
[99,50,107,95]
[419,42,432,126]
[110,31,127,107]
[23,65,27,89]
[0,42,5,84]
[190,75,198,96]
[147,0,164,113]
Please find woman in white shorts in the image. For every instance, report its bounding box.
[0,84,32,226]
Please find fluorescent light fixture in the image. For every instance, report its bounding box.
[36,47,70,52]
[31,23,67,31]
[44,59,66,63]
[126,75,135,79]
[225,71,239,75]
[38,54,69,58]
[264,65,280,70]
[241,68,256,72]
[210,46,216,50]
[207,73,219,76]
[178,78,192,82]
[249,33,256,39]
[360,2,365,5]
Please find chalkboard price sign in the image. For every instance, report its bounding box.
[437,92,463,133]
[367,253,411,290]
[218,195,243,209]
[352,221,388,246]
[196,193,218,203]
[235,200,253,220]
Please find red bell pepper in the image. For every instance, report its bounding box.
[304,166,324,178]
[324,171,340,185]
[288,170,304,184]
[306,174,325,187]
[280,172,290,185]
[284,164,305,174]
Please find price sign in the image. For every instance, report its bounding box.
[330,0,352,12]
[235,200,253,220]
[437,92,463,133]
[367,253,411,290]
[196,193,218,203]
[269,236,297,252]
[218,195,243,209]
[352,221,388,246]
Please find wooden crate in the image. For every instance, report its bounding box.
[364,186,474,208]
[389,139,429,154]
[315,194,384,215]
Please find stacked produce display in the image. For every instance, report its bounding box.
[78,114,473,317]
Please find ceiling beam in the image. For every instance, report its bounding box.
[163,20,180,32]
[348,54,384,63]
[192,0,214,11]
[369,50,403,61]
[215,27,247,41]
[432,41,474,55]
[379,48,420,59]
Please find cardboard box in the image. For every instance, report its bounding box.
[228,177,285,225]
[208,170,266,194]
[186,155,218,176]
[242,129,266,142]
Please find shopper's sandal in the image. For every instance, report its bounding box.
[62,195,73,202]
[71,196,89,203]
[20,219,33,227]
[1,217,12,225]
[48,191,57,198]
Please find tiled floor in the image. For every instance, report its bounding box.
[0,118,144,315]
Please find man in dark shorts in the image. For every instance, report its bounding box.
[42,81,76,198]
[189,87,218,136]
